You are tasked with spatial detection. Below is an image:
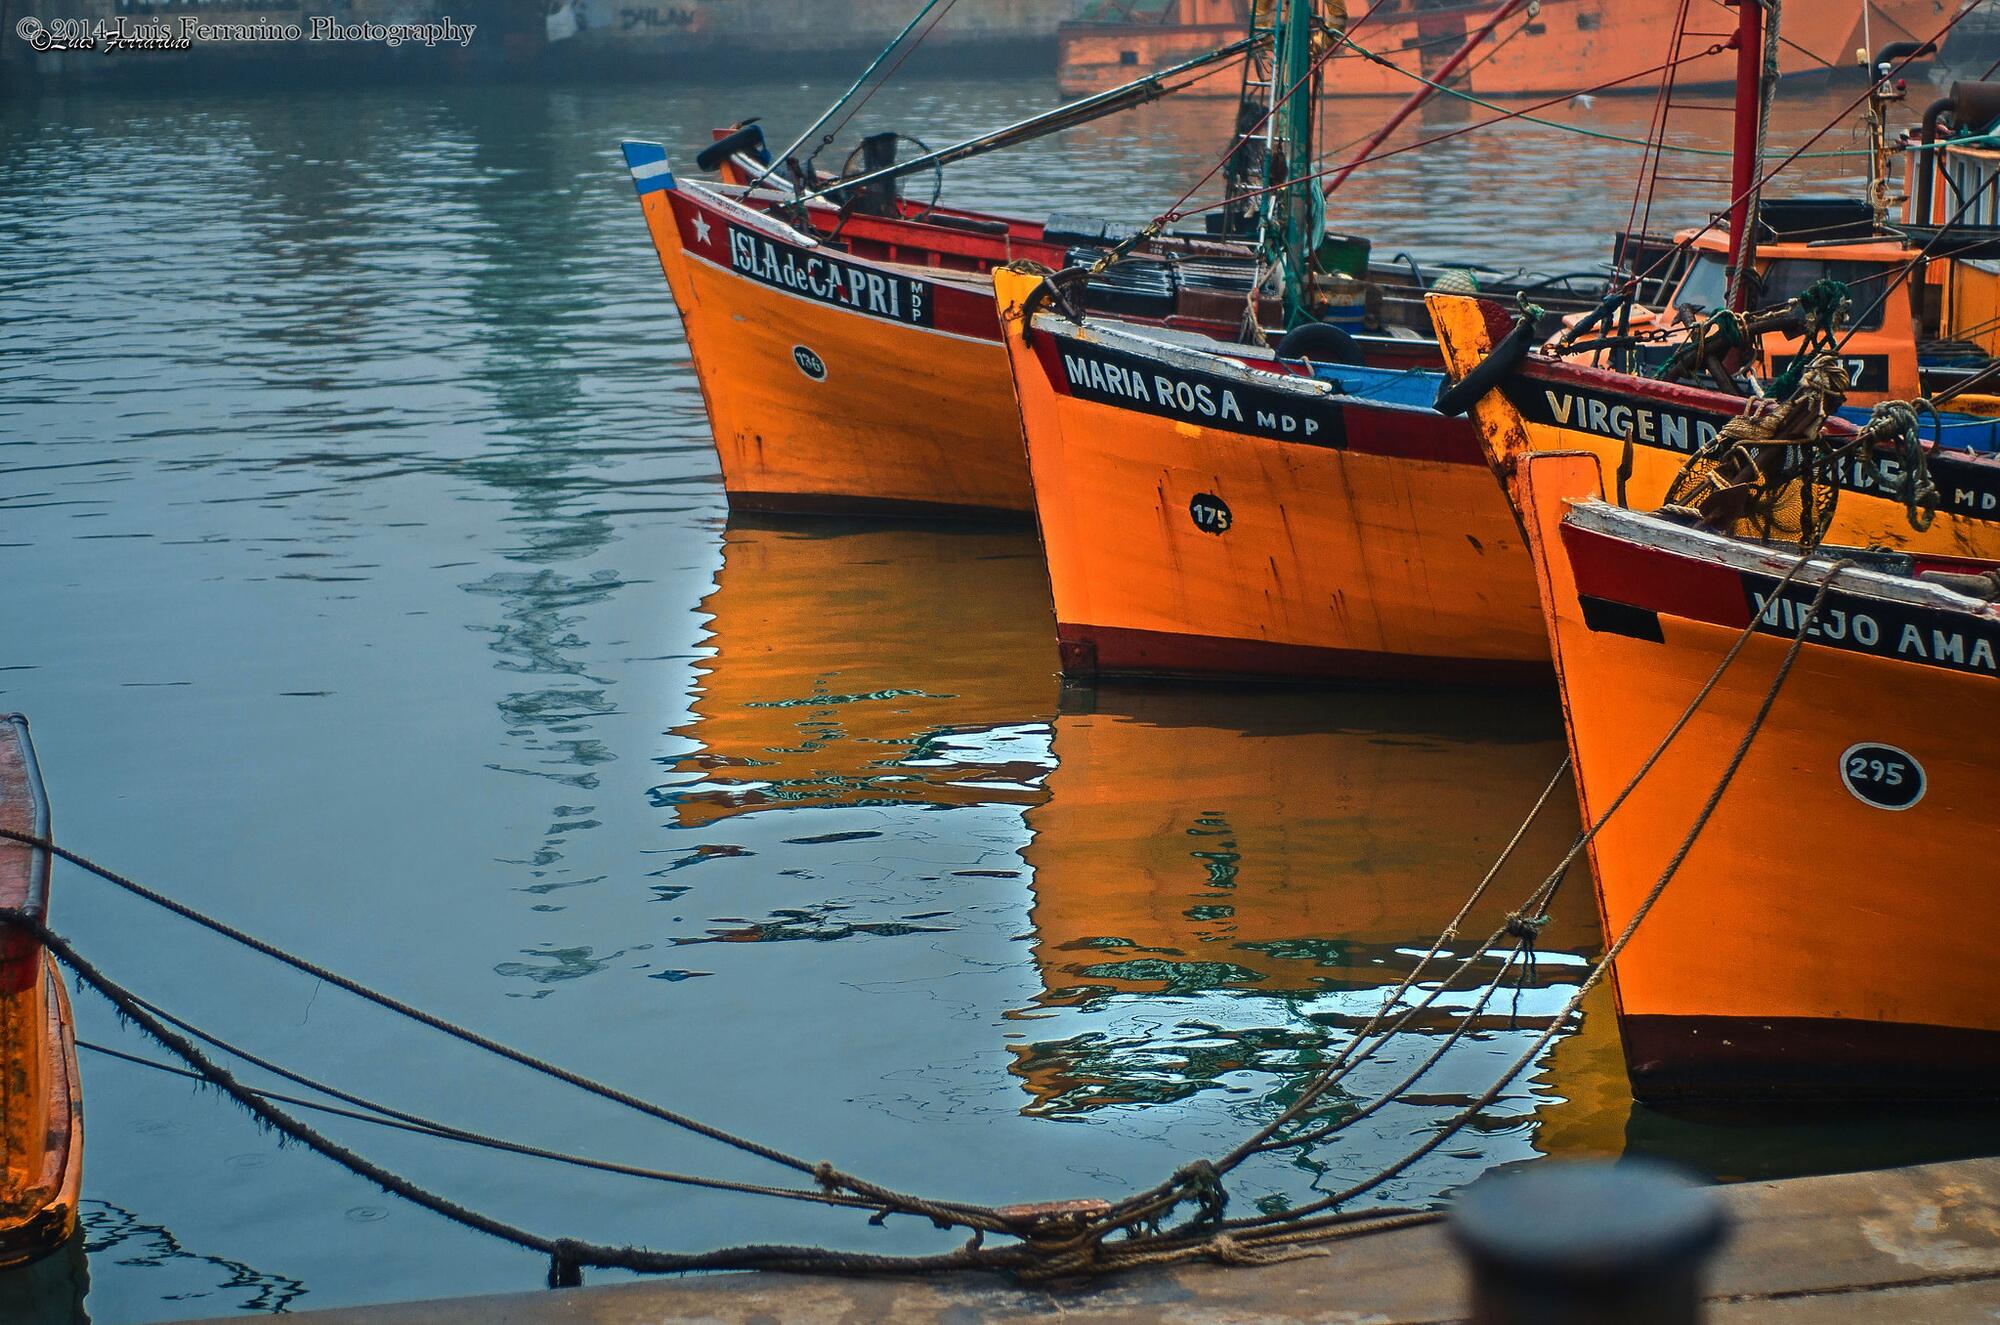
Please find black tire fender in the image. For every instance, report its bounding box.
[1274,321,1363,366]
[696,124,769,174]
[1434,316,1536,416]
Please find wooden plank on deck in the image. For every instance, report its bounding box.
[173,1156,2000,1324]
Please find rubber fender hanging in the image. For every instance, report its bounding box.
[696,124,770,173]
[1274,321,1363,366]
[1434,316,1537,416]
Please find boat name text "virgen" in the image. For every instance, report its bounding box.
[1511,378,2000,515]
[725,224,933,327]
[1503,379,1730,454]
[1050,337,1347,447]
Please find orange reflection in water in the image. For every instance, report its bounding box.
[664,519,1060,831]
[1014,687,1631,1154]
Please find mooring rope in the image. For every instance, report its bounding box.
[1108,545,1820,1230]
[93,993,893,1212]
[0,535,1845,1281]
[1223,556,1848,1230]
[0,825,1008,1234]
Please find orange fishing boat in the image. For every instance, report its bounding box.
[622,149,1043,518]
[1505,449,2000,1100]
[0,716,82,1266]
[618,6,1608,519]
[1057,0,1943,99]
[997,265,1549,683]
[1001,0,1807,684]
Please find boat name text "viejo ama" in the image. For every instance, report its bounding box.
[1744,577,2000,678]
[725,224,934,327]
[1052,337,1347,446]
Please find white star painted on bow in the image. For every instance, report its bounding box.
[691,213,713,247]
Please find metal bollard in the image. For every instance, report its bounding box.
[1449,1159,1728,1325]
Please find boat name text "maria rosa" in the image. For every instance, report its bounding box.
[1049,337,1347,447]
[1746,577,2000,679]
[725,224,934,327]
[1513,378,2000,517]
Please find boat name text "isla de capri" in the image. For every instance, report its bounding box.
[725,224,934,327]
[1051,337,1347,447]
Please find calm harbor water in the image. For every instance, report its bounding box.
[3,71,1995,1322]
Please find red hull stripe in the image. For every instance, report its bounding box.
[726,490,1031,523]
[1561,520,2000,680]
[1059,622,1551,687]
[1623,1013,2000,1103]
[1562,522,1751,630]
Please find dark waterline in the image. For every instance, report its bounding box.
[3,74,1994,1323]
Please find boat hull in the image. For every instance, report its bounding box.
[1057,0,1939,99]
[1515,456,2000,1102]
[625,149,1032,519]
[0,717,82,1268]
[997,269,1548,685]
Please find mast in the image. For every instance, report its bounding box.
[1723,0,1767,313]
[1258,0,1335,330]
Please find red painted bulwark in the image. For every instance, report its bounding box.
[1561,522,1752,630]
[0,715,50,996]
[1059,623,1553,687]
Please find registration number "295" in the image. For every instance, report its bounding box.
[1840,742,1925,811]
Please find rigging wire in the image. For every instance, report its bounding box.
[77,1037,887,1213]
[1615,1,1985,301]
[745,0,958,192]
[1621,0,1698,289]
[1165,42,1737,225]
[803,0,966,173]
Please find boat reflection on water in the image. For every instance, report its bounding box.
[0,1227,86,1325]
[659,518,1060,833]
[1012,685,1635,1168]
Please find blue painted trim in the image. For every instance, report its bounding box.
[621,141,675,196]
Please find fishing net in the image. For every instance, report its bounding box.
[1661,356,1851,546]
